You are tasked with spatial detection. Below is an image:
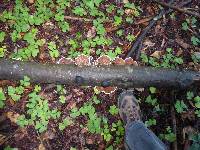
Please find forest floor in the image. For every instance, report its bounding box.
[0,0,200,150]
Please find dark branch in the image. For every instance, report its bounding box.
[0,59,199,89]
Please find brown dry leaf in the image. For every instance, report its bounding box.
[182,126,197,140]
[177,49,183,56]
[181,110,195,121]
[135,17,153,25]
[28,0,35,4]
[66,101,76,110]
[75,55,91,66]
[95,55,111,65]
[150,51,163,59]
[123,0,129,3]
[6,112,20,123]
[38,143,46,150]
[87,26,96,38]
[0,134,6,145]
[143,39,155,48]
[42,130,55,140]
[113,58,125,65]
[86,138,94,145]
[175,38,192,49]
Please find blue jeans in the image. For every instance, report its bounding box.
[125,121,167,150]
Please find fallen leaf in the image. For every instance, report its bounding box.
[6,112,20,123]
[0,134,6,145]
[28,0,34,4]
[150,51,163,59]
[87,26,96,38]
[42,130,55,140]
[143,39,155,47]
[38,143,46,150]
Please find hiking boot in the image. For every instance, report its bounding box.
[118,90,141,126]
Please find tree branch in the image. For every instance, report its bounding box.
[0,59,199,88]
[153,0,200,19]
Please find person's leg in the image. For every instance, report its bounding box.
[118,90,167,150]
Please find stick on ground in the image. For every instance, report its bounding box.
[0,59,199,88]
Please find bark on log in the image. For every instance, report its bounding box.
[0,59,200,88]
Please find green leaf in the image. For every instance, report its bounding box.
[149,87,156,94]
[182,22,188,31]
[175,100,187,113]
[59,95,66,104]
[191,36,200,46]
[0,31,6,43]
[109,105,119,115]
[187,91,194,100]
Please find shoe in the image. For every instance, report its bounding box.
[118,90,141,126]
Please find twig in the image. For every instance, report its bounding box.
[153,0,200,19]
[64,16,93,22]
[125,0,192,59]
[171,106,178,150]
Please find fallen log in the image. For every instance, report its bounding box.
[0,59,200,88]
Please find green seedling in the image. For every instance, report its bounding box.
[160,126,176,142]
[48,41,60,58]
[0,88,6,108]
[175,100,187,113]
[59,117,73,130]
[0,31,6,42]
[145,118,157,127]
[109,105,119,115]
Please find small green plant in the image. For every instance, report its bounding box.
[116,30,123,37]
[72,6,87,17]
[0,46,6,58]
[59,95,66,104]
[189,133,200,150]
[187,91,194,100]
[17,85,61,133]
[92,95,100,104]
[109,105,119,115]
[4,145,18,150]
[7,76,30,101]
[0,88,6,108]
[145,95,158,106]
[126,34,136,42]
[192,52,200,64]
[145,118,157,127]
[124,2,141,17]
[194,96,200,117]
[160,126,176,142]
[70,107,81,118]
[59,117,73,130]
[48,42,60,58]
[175,100,188,113]
[140,48,183,68]
[114,16,122,26]
[0,31,6,43]
[105,47,122,60]
[106,4,115,13]
[93,19,106,35]
[12,29,45,60]
[149,87,156,94]
[182,17,199,46]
